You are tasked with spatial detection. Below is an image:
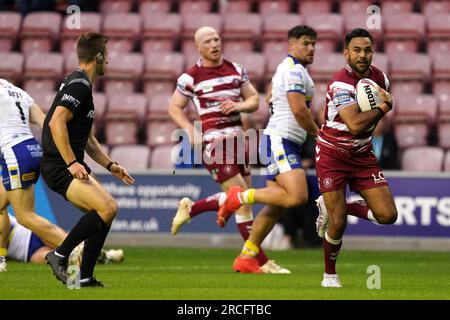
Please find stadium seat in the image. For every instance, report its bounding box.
[138,0,171,15]
[437,93,450,120]
[150,144,175,170]
[388,53,431,95]
[93,92,107,128]
[0,52,23,85]
[148,94,171,120]
[309,53,345,83]
[437,122,450,150]
[263,44,287,88]
[394,94,438,125]
[259,0,291,16]
[104,120,139,145]
[219,0,253,13]
[222,13,262,53]
[105,92,147,124]
[110,145,151,170]
[394,123,429,150]
[20,12,62,56]
[179,0,212,15]
[103,52,144,95]
[61,13,102,56]
[401,146,444,172]
[427,40,450,60]
[27,90,55,114]
[23,52,63,93]
[84,145,110,173]
[262,14,302,52]
[102,13,141,53]
[0,12,21,51]
[253,94,271,129]
[380,0,414,15]
[225,52,266,91]
[432,54,450,97]
[181,13,222,56]
[142,13,181,54]
[143,52,184,98]
[384,13,425,55]
[444,150,450,171]
[424,1,450,18]
[297,0,332,14]
[340,1,371,18]
[99,0,134,14]
[304,14,344,52]
[343,14,383,49]
[146,121,178,147]
[372,53,389,74]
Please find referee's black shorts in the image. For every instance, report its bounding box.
[40,157,91,200]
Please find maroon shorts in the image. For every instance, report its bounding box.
[315,141,388,193]
[203,136,250,183]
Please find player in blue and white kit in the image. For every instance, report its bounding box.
[0,79,66,271]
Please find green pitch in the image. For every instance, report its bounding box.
[0,247,449,300]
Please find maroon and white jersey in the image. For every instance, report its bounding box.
[318,64,389,154]
[176,58,249,143]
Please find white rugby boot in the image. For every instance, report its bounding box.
[171,198,194,235]
[0,256,7,272]
[321,273,342,288]
[315,195,329,239]
[261,260,291,274]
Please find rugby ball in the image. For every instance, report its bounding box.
[355,78,382,112]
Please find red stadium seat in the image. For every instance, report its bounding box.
[219,0,253,13]
[110,145,151,170]
[148,94,171,120]
[23,52,63,93]
[263,45,287,88]
[388,53,431,95]
[0,52,23,85]
[262,14,302,52]
[222,13,262,53]
[424,1,450,18]
[150,144,175,170]
[146,121,178,147]
[297,0,332,14]
[259,0,291,16]
[340,1,371,18]
[103,52,144,95]
[28,90,56,114]
[102,13,141,53]
[179,0,212,15]
[437,93,450,119]
[309,53,345,83]
[432,54,450,96]
[394,94,438,125]
[93,92,107,126]
[99,0,134,14]
[437,122,450,150]
[84,145,110,173]
[427,14,450,60]
[427,40,450,60]
[444,150,450,171]
[142,13,181,54]
[105,92,147,124]
[181,13,222,56]
[372,53,389,74]
[61,13,102,56]
[384,13,425,55]
[394,123,429,150]
[104,120,139,145]
[437,93,450,149]
[138,0,171,15]
[401,147,444,172]
[343,14,383,49]
[304,14,343,52]
[143,52,184,99]
[0,12,21,51]
[225,52,266,91]
[252,94,271,129]
[20,12,62,56]
[380,0,414,15]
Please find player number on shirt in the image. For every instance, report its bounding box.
[15,101,26,124]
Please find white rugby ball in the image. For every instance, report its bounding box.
[355,78,382,112]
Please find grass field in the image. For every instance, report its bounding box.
[0,247,449,300]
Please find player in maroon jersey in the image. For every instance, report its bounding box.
[314,28,397,287]
[168,26,288,273]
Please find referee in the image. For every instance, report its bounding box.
[41,32,135,287]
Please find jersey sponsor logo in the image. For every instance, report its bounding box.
[372,171,386,183]
[332,89,352,105]
[287,80,305,91]
[8,90,22,99]
[267,163,278,175]
[21,172,35,181]
[202,84,214,93]
[86,110,95,119]
[289,71,302,78]
[61,94,81,108]
[323,177,333,189]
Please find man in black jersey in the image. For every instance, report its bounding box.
[40,32,135,287]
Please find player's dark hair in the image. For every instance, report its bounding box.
[76,32,108,63]
[345,28,373,47]
[288,25,317,40]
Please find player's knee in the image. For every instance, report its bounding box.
[328,213,347,229]
[284,193,308,208]
[100,199,118,220]
[376,211,397,225]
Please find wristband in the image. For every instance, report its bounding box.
[384,100,393,110]
[374,107,385,116]
[106,161,118,172]
[67,160,77,168]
